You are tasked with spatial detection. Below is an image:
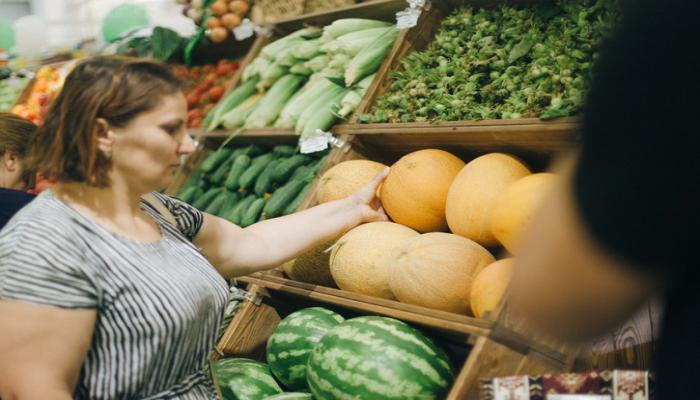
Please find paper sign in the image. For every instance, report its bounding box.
[233,18,256,41]
[396,8,422,29]
[299,132,330,154]
[408,0,431,10]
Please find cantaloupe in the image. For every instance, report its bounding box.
[282,238,339,288]
[329,221,420,299]
[315,159,388,204]
[490,173,557,254]
[380,149,466,233]
[388,232,495,315]
[445,153,532,247]
[470,258,516,319]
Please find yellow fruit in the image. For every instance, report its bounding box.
[380,149,466,233]
[388,232,495,315]
[315,160,388,204]
[445,153,532,247]
[470,258,516,319]
[282,239,339,288]
[491,173,557,254]
[329,222,420,299]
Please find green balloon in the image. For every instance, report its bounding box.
[0,20,15,51]
[102,4,150,43]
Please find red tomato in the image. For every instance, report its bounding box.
[207,86,225,102]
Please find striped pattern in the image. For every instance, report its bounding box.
[0,190,229,399]
[211,358,284,400]
[266,307,345,391]
[307,316,457,400]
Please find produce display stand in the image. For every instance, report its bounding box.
[163,0,659,397]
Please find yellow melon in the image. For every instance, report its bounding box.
[329,221,420,299]
[470,258,516,319]
[282,238,339,288]
[445,153,532,247]
[491,173,557,254]
[379,149,466,233]
[315,159,388,204]
[388,232,495,315]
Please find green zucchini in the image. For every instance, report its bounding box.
[200,148,234,173]
[283,180,313,216]
[223,154,251,191]
[288,165,310,182]
[217,191,243,218]
[184,187,205,205]
[263,180,307,218]
[226,194,257,225]
[271,154,311,183]
[254,159,283,197]
[240,198,266,228]
[176,186,200,204]
[238,152,276,191]
[192,187,225,210]
[204,190,232,215]
[272,144,298,158]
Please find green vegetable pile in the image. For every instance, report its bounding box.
[362,0,620,123]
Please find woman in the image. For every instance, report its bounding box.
[0,56,388,399]
[0,112,37,230]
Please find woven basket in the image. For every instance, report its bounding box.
[250,0,358,24]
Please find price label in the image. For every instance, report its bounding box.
[299,131,330,154]
[233,18,256,41]
[396,8,422,29]
[407,0,431,10]
[547,396,611,400]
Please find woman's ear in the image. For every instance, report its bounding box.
[94,118,113,154]
[3,150,19,172]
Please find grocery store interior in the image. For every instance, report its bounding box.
[0,0,672,399]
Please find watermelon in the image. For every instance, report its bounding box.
[306,316,457,400]
[211,358,284,400]
[266,307,345,391]
[262,393,314,400]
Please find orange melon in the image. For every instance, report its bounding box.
[470,258,516,319]
[282,238,339,288]
[315,159,388,204]
[491,173,557,254]
[329,221,420,300]
[388,232,495,315]
[445,153,532,247]
[379,149,466,233]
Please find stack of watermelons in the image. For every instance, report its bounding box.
[177,144,328,226]
[209,307,457,400]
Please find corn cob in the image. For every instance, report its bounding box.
[289,61,313,75]
[292,38,324,60]
[338,72,376,118]
[295,83,347,135]
[241,57,270,83]
[275,45,302,67]
[319,26,393,56]
[328,53,352,71]
[260,27,323,60]
[304,54,330,73]
[256,62,290,92]
[245,74,307,129]
[301,87,351,138]
[207,76,260,130]
[221,92,265,130]
[320,19,393,43]
[344,26,399,87]
[275,76,341,129]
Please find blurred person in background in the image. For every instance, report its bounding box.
[0,112,37,230]
[509,0,699,398]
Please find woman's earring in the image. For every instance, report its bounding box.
[104,131,114,159]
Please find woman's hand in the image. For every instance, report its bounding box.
[345,166,390,224]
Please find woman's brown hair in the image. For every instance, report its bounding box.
[0,112,37,158]
[26,56,184,187]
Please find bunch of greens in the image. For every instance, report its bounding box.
[361,0,620,123]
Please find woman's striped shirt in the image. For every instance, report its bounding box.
[0,190,229,399]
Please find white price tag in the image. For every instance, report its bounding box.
[547,396,611,400]
[233,18,256,41]
[299,131,330,154]
[396,8,422,29]
[407,0,431,10]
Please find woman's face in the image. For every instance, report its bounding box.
[110,92,195,191]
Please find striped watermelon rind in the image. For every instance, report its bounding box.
[307,316,457,400]
[211,358,284,400]
[266,307,345,392]
[262,392,314,400]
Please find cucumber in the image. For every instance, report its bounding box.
[177,186,200,204]
[185,187,205,205]
[272,144,298,158]
[226,194,257,225]
[238,152,276,191]
[282,180,313,216]
[218,191,243,218]
[204,190,233,215]
[192,187,224,210]
[240,144,268,158]
[263,180,307,218]
[254,159,283,197]
[240,198,266,228]
[200,148,234,173]
[223,154,251,191]
[271,154,311,183]
[288,165,310,182]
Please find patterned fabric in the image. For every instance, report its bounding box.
[0,190,228,399]
[480,370,655,400]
